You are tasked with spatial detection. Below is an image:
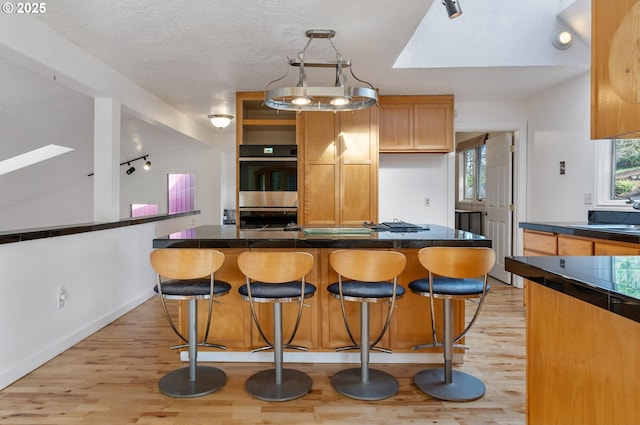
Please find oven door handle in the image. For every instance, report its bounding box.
[238,207,298,212]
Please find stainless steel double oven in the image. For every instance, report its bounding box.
[238,144,298,229]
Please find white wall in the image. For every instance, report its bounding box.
[379,153,451,225]
[0,222,160,390]
[525,72,594,222]
[119,138,234,225]
[0,135,234,231]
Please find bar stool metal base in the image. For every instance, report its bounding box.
[245,368,312,402]
[331,368,399,401]
[158,366,227,398]
[413,368,485,402]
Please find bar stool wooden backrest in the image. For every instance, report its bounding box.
[149,248,231,398]
[151,248,225,283]
[329,249,407,286]
[237,251,314,285]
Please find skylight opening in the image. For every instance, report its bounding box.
[0,144,74,176]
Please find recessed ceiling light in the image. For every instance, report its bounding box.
[0,144,74,176]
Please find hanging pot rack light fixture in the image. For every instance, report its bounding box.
[264,29,378,112]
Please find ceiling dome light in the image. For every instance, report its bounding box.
[443,0,462,19]
[207,114,234,129]
[264,29,377,112]
[552,30,574,49]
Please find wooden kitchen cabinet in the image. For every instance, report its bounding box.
[300,108,378,226]
[594,241,640,255]
[591,0,640,139]
[558,235,594,256]
[379,95,454,153]
[523,230,558,255]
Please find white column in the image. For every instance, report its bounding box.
[93,98,121,222]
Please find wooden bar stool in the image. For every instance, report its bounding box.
[237,251,316,401]
[328,249,406,400]
[408,246,495,401]
[150,248,231,398]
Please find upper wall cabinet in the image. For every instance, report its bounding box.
[378,95,454,153]
[235,91,297,146]
[591,0,640,139]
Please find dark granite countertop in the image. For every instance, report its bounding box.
[520,210,640,244]
[506,255,640,324]
[0,211,199,245]
[152,224,492,249]
[520,221,640,244]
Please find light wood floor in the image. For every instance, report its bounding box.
[0,280,525,425]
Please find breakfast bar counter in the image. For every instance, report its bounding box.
[152,224,491,363]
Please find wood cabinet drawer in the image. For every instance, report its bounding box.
[594,241,640,255]
[523,230,558,255]
[558,235,593,256]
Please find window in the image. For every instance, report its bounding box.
[131,203,159,217]
[168,173,195,213]
[612,139,640,199]
[461,144,486,201]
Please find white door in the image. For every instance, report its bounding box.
[485,132,513,283]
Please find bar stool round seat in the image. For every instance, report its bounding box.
[150,248,231,398]
[408,246,495,402]
[237,251,316,402]
[327,250,406,401]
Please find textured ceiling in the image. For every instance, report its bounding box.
[0,0,591,212]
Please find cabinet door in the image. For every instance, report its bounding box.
[379,104,413,151]
[302,113,339,226]
[414,103,453,151]
[339,108,378,225]
[591,0,640,139]
[302,109,378,226]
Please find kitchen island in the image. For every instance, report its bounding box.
[506,255,640,425]
[152,224,491,363]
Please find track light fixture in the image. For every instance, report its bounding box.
[264,29,377,112]
[87,154,151,177]
[443,0,462,19]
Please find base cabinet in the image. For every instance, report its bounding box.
[527,283,640,425]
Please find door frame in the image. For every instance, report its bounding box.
[450,121,527,288]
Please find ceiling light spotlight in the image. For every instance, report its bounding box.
[207,114,234,129]
[126,165,135,175]
[552,30,574,50]
[443,0,462,19]
[144,160,151,170]
[264,29,378,112]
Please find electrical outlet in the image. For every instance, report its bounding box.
[424,198,430,207]
[584,193,593,205]
[58,286,67,309]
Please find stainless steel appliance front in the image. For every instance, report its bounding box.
[238,144,298,228]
